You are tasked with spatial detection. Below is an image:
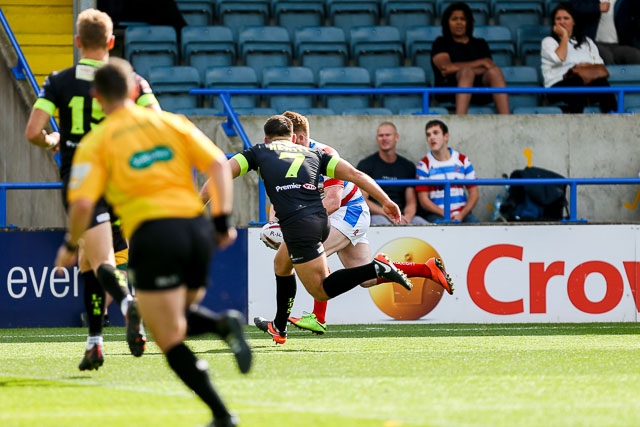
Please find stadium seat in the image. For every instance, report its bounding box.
[274,0,325,39]
[327,0,380,38]
[124,26,178,79]
[512,106,563,114]
[174,107,221,116]
[437,0,491,25]
[374,66,427,114]
[341,107,394,115]
[606,65,640,110]
[262,66,316,112]
[238,26,292,80]
[381,0,435,39]
[405,25,442,82]
[516,25,547,79]
[545,0,561,16]
[294,26,349,81]
[467,106,496,114]
[492,0,544,38]
[204,66,259,111]
[501,65,540,110]
[318,66,372,113]
[349,26,404,77]
[627,106,640,114]
[399,106,450,115]
[473,25,515,67]
[216,0,270,38]
[175,0,214,26]
[181,26,236,81]
[293,107,337,115]
[233,107,279,116]
[148,65,201,112]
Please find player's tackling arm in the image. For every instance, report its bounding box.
[331,159,401,223]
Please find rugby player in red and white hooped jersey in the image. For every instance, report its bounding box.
[259,111,454,339]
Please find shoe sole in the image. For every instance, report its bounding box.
[224,311,252,374]
[433,258,455,295]
[254,317,287,344]
[288,317,326,335]
[375,254,413,291]
[126,302,147,357]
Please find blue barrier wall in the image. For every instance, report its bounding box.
[0,228,248,328]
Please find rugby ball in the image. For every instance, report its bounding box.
[260,222,283,250]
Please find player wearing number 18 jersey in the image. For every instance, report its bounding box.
[25,8,158,369]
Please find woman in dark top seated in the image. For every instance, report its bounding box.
[431,2,510,114]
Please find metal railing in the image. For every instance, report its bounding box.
[0,8,60,165]
[4,177,640,227]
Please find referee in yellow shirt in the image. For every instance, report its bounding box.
[54,57,250,427]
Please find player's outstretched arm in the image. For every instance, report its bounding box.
[333,159,401,224]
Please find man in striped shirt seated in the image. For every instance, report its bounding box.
[416,119,479,223]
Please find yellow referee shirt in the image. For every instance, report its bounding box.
[68,104,225,239]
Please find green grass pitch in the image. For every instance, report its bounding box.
[1,323,639,427]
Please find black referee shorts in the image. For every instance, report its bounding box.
[127,215,213,291]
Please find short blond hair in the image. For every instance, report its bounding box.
[76,8,113,49]
[282,111,309,136]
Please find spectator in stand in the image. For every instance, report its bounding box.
[356,122,429,225]
[571,0,640,65]
[541,2,618,113]
[431,2,510,115]
[416,120,479,223]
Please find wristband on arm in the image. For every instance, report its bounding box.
[212,214,231,234]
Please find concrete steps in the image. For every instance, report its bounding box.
[2,0,73,87]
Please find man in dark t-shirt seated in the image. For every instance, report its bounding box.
[356,122,429,225]
[431,1,510,114]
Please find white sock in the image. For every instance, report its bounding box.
[86,335,103,350]
[120,295,133,316]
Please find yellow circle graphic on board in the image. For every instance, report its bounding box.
[369,237,445,320]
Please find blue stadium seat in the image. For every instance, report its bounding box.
[399,106,450,115]
[545,0,561,16]
[492,1,544,38]
[341,107,394,115]
[174,107,221,116]
[216,0,270,38]
[204,66,259,111]
[516,25,547,79]
[381,0,435,39]
[473,25,515,67]
[327,0,380,38]
[437,0,491,25]
[607,65,640,110]
[318,66,372,113]
[405,25,441,82]
[262,66,316,112]
[233,107,279,116]
[181,26,236,81]
[512,106,563,114]
[124,26,178,79]
[349,26,404,77]
[148,65,201,112]
[294,26,349,81]
[467,106,496,114]
[374,66,427,114]
[501,65,541,110]
[175,0,214,26]
[238,26,292,80]
[293,108,337,115]
[274,0,325,39]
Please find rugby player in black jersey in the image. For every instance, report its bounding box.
[25,8,159,370]
[208,115,415,344]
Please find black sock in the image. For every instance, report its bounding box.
[82,271,105,336]
[274,274,296,333]
[186,305,224,337]
[166,342,230,420]
[322,263,377,299]
[96,264,130,306]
